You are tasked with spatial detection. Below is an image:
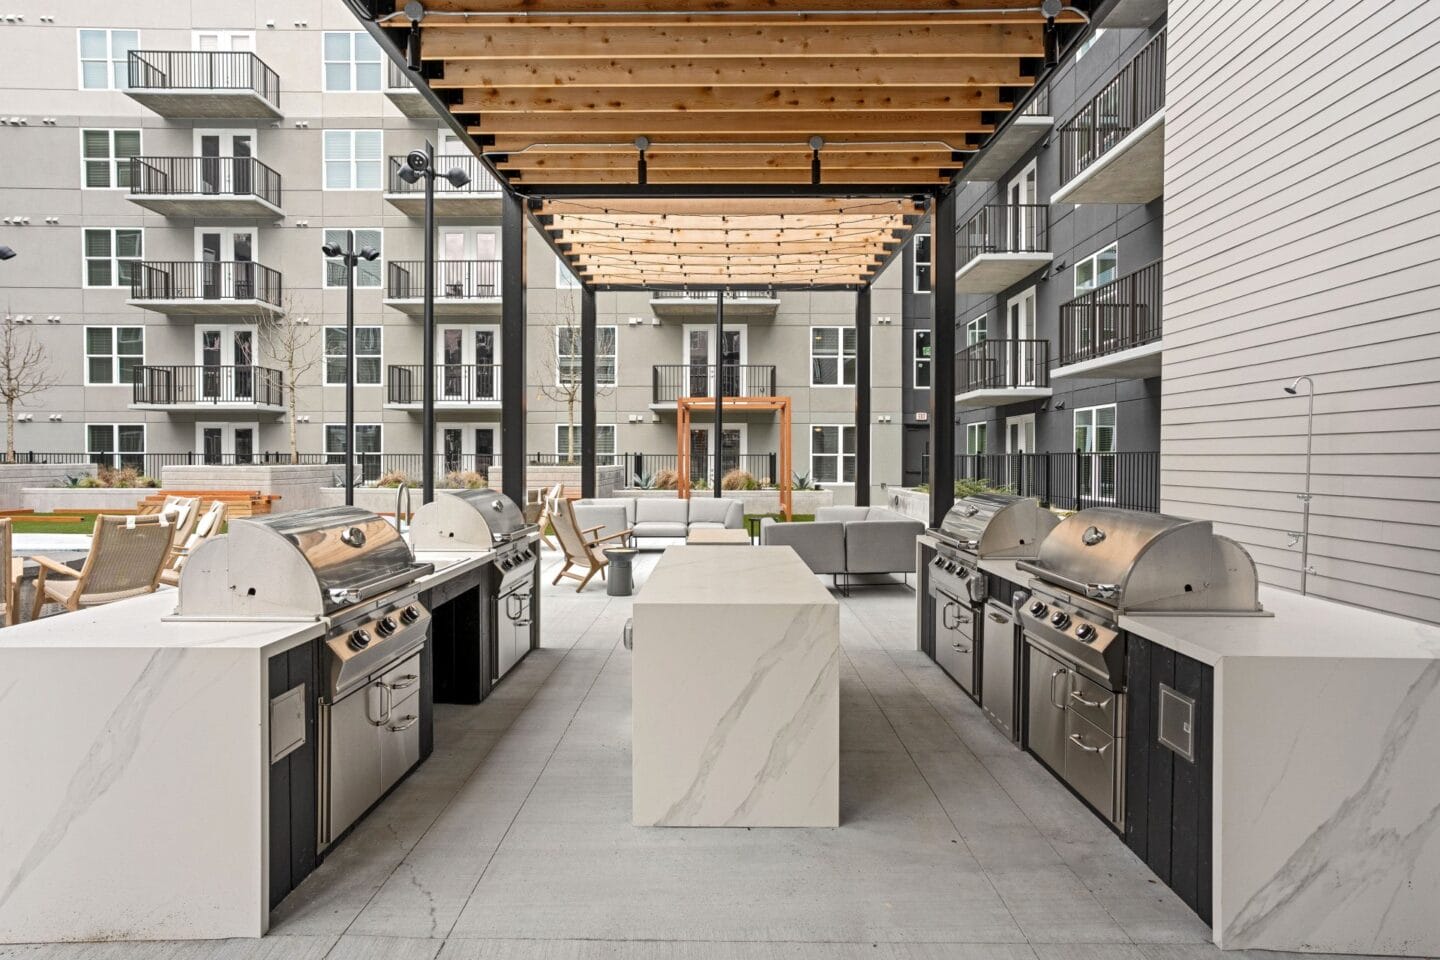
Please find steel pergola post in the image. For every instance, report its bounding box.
[929,191,957,528]
[854,285,872,506]
[501,191,527,508]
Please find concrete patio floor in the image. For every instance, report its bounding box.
[0,549,1390,960]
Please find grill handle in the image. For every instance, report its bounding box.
[1015,560,1120,603]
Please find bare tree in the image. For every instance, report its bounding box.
[0,308,58,462]
[535,291,613,464]
[256,293,322,464]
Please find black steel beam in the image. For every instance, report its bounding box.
[929,189,957,528]
[593,283,862,293]
[714,292,725,498]
[581,285,597,499]
[854,285,872,507]
[517,184,943,200]
[501,191,528,508]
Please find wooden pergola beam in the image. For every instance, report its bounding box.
[566,240,897,255]
[539,197,919,215]
[521,168,951,184]
[460,85,1009,113]
[405,0,1076,16]
[467,111,994,135]
[499,149,959,170]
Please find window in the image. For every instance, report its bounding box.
[966,316,987,347]
[1075,243,1119,294]
[83,228,143,288]
[912,233,932,293]
[323,130,382,190]
[325,423,382,482]
[965,422,987,455]
[555,257,581,289]
[556,423,617,466]
[556,324,617,387]
[85,327,144,385]
[913,330,931,389]
[810,326,857,387]
[323,31,382,91]
[87,423,145,470]
[324,326,383,385]
[1074,404,1117,500]
[323,228,383,287]
[79,29,138,90]
[1074,29,1106,62]
[810,425,856,485]
[82,129,140,189]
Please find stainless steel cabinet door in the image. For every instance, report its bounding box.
[379,688,422,791]
[326,684,384,843]
[981,603,1017,740]
[934,593,975,694]
[1064,709,1122,826]
[1025,642,1069,773]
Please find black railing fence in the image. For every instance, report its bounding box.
[959,203,1050,262]
[956,338,1051,393]
[131,260,283,306]
[387,364,502,404]
[625,452,780,485]
[386,154,501,194]
[651,364,778,404]
[127,50,280,107]
[1059,261,1163,366]
[919,451,1160,514]
[129,156,282,207]
[132,365,285,407]
[1058,29,1167,185]
[386,259,502,300]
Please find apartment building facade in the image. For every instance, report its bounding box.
[0,0,903,505]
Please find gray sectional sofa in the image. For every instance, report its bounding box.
[760,506,924,592]
[572,496,744,547]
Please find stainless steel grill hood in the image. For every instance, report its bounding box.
[1018,507,1263,616]
[939,493,1060,558]
[409,489,535,552]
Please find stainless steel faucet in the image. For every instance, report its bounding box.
[1283,376,1316,596]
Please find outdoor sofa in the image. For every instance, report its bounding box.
[760,506,924,592]
[572,496,744,547]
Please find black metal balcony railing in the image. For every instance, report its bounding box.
[1058,29,1167,186]
[129,156,282,207]
[1059,260,1163,366]
[958,204,1050,263]
[127,50,281,108]
[387,364,502,404]
[652,363,778,404]
[386,155,501,195]
[624,452,781,485]
[131,261,283,306]
[650,288,779,301]
[956,338,1051,393]
[132,365,285,407]
[917,451,1160,514]
[385,59,413,91]
[0,450,502,487]
[1019,84,1051,117]
[386,259,502,300]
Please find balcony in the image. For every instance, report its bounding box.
[1092,0,1168,29]
[384,260,502,316]
[1055,260,1164,381]
[384,155,503,216]
[384,60,437,118]
[125,51,281,119]
[649,288,781,320]
[954,338,1051,408]
[129,261,283,317]
[385,364,502,412]
[127,156,282,218]
[130,365,285,415]
[964,86,1054,181]
[955,204,1052,293]
[650,364,778,409]
[1053,30,1167,205]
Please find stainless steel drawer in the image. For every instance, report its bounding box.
[980,601,1017,741]
[1064,709,1123,827]
[1066,670,1121,735]
[934,593,975,694]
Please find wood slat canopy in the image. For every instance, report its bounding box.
[365,0,1079,287]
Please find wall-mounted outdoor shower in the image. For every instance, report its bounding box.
[1283,376,1316,595]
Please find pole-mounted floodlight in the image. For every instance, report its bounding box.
[0,246,15,261]
[1283,376,1317,596]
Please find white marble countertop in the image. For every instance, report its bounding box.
[638,545,837,607]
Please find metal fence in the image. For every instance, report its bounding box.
[131,260,283,307]
[129,156,282,207]
[1059,260,1163,367]
[652,364,777,404]
[387,364,502,404]
[127,50,280,107]
[1058,29,1167,186]
[132,365,285,407]
[624,452,780,485]
[386,154,501,194]
[958,203,1050,262]
[386,259,502,300]
[919,451,1160,513]
[956,338,1051,393]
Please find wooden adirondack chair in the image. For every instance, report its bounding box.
[550,497,631,592]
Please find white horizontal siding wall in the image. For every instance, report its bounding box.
[1163,0,1440,623]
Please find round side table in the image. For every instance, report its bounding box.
[603,547,639,597]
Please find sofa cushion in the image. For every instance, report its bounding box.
[688,497,737,526]
[761,520,846,574]
[635,498,689,525]
[633,521,688,539]
[815,506,870,524]
[844,515,925,574]
[571,503,630,544]
[575,497,636,527]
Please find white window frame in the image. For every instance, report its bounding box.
[965,422,987,456]
[1074,403,1117,454]
[556,324,617,388]
[913,329,931,390]
[84,326,145,386]
[81,129,141,190]
[78,29,139,90]
[322,228,383,288]
[912,232,932,293]
[556,423,617,466]
[325,422,383,480]
[82,227,144,289]
[809,325,857,388]
[86,423,146,470]
[322,130,383,190]
[323,325,383,386]
[555,257,581,289]
[966,315,987,347]
[809,424,856,486]
[322,31,382,92]
[1074,242,1119,295]
[195,422,261,464]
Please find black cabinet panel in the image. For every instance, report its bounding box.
[428,580,487,704]
[1146,644,1175,883]
[268,641,318,912]
[1125,633,1152,861]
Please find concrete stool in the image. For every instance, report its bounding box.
[604,547,638,597]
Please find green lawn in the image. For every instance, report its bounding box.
[9,512,101,535]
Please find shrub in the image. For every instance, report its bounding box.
[792,471,817,491]
[955,478,1013,498]
[721,468,760,491]
[652,468,678,490]
[376,469,416,489]
[443,469,488,490]
[80,465,160,489]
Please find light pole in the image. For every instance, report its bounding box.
[1283,375,1316,595]
[322,232,379,506]
[398,143,470,504]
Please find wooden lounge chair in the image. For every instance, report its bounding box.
[551,497,631,592]
[30,514,177,619]
[152,495,200,571]
[160,500,228,587]
[0,518,19,627]
[536,482,563,550]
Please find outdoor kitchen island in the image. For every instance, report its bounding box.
[0,530,512,944]
[631,545,840,827]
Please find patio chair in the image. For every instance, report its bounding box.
[0,518,18,627]
[536,482,564,550]
[551,497,631,592]
[160,500,228,587]
[150,495,200,570]
[30,514,177,619]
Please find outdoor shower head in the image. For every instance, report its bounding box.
[1284,376,1313,395]
[1284,384,1298,395]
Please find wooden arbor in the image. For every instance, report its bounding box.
[677,396,792,520]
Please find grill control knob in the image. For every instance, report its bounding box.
[347,629,371,651]
[376,616,398,638]
[1076,623,1098,642]
[1050,610,1071,629]
[400,605,420,625]
[1028,600,1047,617]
